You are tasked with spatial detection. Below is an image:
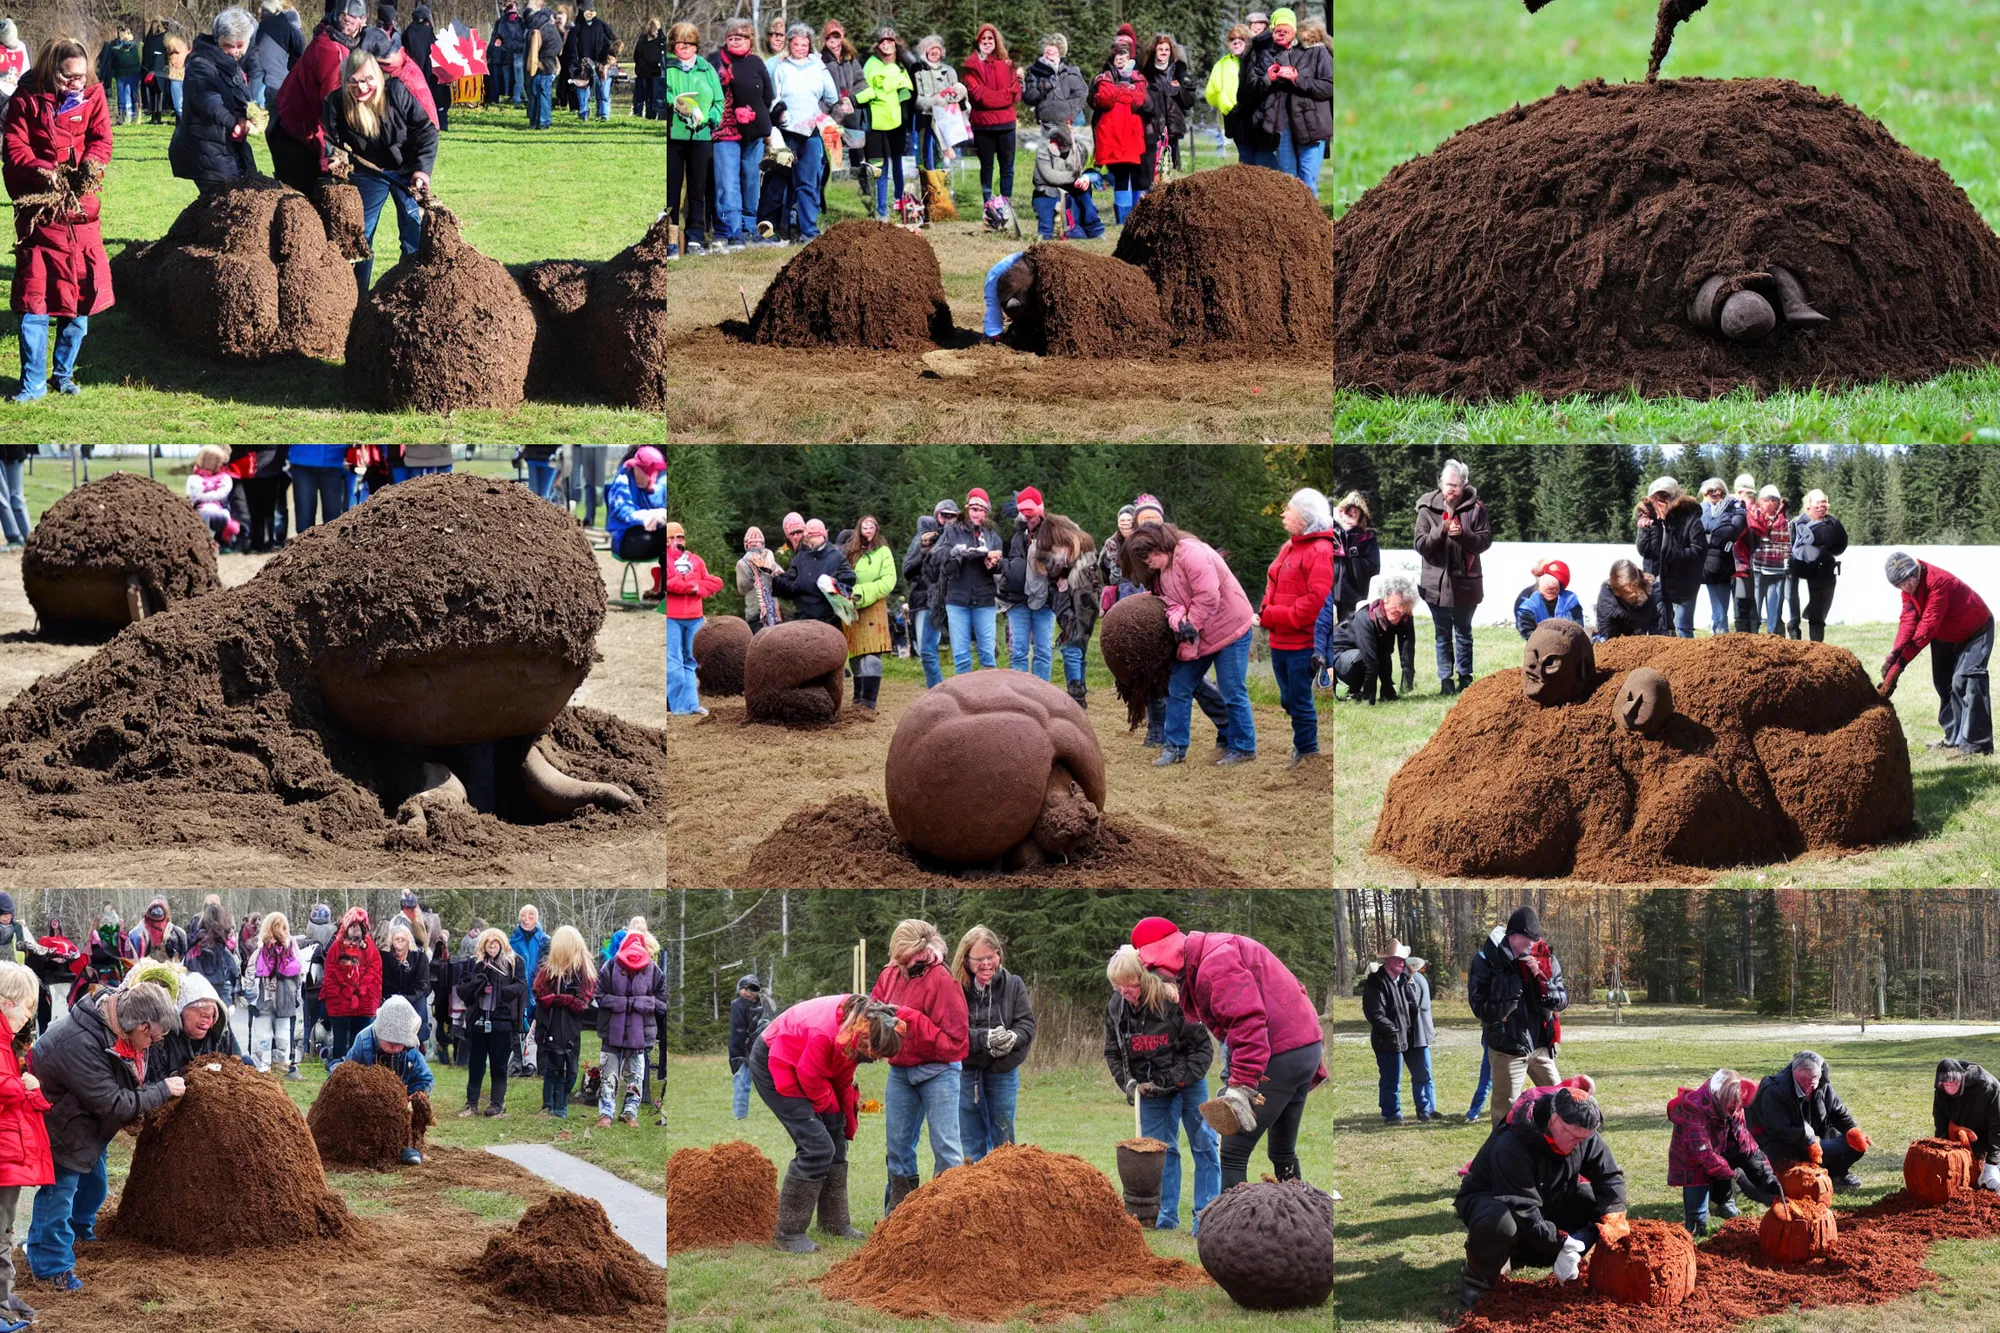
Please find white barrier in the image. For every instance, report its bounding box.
[1367,543,2000,628]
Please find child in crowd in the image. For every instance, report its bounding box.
[185,445,241,548]
[595,927,660,1127]
[531,925,595,1118]
[0,961,50,1330]
[326,995,434,1165]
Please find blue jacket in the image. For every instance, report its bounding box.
[510,924,549,1016]
[1313,592,1338,660]
[289,445,347,469]
[605,470,664,550]
[328,1022,436,1095]
[1513,585,1585,639]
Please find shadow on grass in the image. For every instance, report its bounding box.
[1334,1251,1460,1323]
[1913,761,2000,834]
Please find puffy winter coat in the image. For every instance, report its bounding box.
[321,910,382,1018]
[762,993,861,1120]
[1104,992,1214,1094]
[185,929,241,1005]
[1667,1078,1777,1190]
[1635,495,1708,603]
[328,1023,435,1094]
[31,991,173,1174]
[4,84,114,318]
[1260,528,1337,651]
[869,958,970,1067]
[1456,1093,1628,1244]
[0,1009,52,1188]
[1089,69,1147,166]
[1332,524,1381,607]
[854,54,911,130]
[1746,1065,1859,1164]
[533,964,595,1058]
[322,74,437,178]
[1173,931,1325,1091]
[1022,56,1088,130]
[1205,53,1246,139]
[1141,56,1195,141]
[926,517,1004,611]
[1467,926,1568,1058]
[962,968,1035,1074]
[456,951,529,1035]
[1248,39,1330,146]
[960,46,1020,129]
[1362,963,1434,1054]
[170,34,257,185]
[1329,598,1415,704]
[1157,536,1255,661]
[770,540,857,625]
[1594,581,1666,639]
[1512,584,1586,639]
[1890,562,1994,666]
[1935,1060,2000,1167]
[380,945,429,1010]
[1413,486,1492,608]
[596,933,661,1052]
[252,939,304,1019]
[1790,514,1849,578]
[1699,498,1748,583]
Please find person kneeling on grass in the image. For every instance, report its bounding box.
[327,995,435,1164]
[1325,577,1415,705]
[1935,1059,2000,1193]
[595,928,660,1128]
[1031,128,1104,240]
[0,961,51,1330]
[1668,1068,1779,1236]
[1745,1050,1870,1193]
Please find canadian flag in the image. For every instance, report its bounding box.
[430,21,489,82]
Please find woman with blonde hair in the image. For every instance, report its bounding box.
[869,919,968,1215]
[953,926,1034,1164]
[250,911,304,1076]
[320,44,434,288]
[453,927,524,1118]
[1103,946,1219,1232]
[532,925,594,1119]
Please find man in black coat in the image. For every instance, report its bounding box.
[1634,477,1708,638]
[770,518,856,625]
[169,21,259,191]
[728,975,773,1120]
[1455,1087,1627,1311]
[1326,582,1416,704]
[1362,941,1436,1123]
[1935,1059,2000,1193]
[566,4,618,120]
[902,499,958,688]
[490,1,526,106]
[925,490,1006,671]
[403,4,449,131]
[1746,1051,1870,1191]
[1466,906,1569,1125]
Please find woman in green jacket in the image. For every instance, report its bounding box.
[853,27,913,219]
[664,22,722,256]
[1206,24,1250,161]
[842,515,897,710]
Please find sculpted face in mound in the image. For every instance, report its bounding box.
[1613,666,1674,735]
[1522,619,1595,704]
[743,621,848,725]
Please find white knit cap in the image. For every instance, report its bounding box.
[374,995,421,1048]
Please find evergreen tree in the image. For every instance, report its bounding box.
[1629,888,1697,1003]
[664,446,732,615]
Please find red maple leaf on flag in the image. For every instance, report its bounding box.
[430,21,488,82]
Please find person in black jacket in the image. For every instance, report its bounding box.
[145,973,243,1082]
[1634,477,1706,639]
[728,974,773,1119]
[1363,940,1436,1123]
[1593,559,1666,641]
[927,488,1005,674]
[632,17,664,118]
[708,18,771,249]
[1326,581,1415,705]
[1331,492,1379,624]
[770,518,857,625]
[323,46,437,289]
[955,926,1034,1164]
[1104,944,1219,1233]
[402,5,449,131]
[902,498,958,688]
[1745,1051,1870,1191]
[1139,34,1195,183]
[1455,1086,1627,1311]
[565,4,617,120]
[1935,1059,2000,1193]
[1466,906,1569,1125]
[379,918,431,1047]
[170,12,260,192]
[142,18,171,122]
[454,928,527,1117]
[1788,489,1849,642]
[1696,478,1748,634]
[1242,13,1329,188]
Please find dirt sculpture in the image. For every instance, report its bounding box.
[1904,1138,1976,1204]
[1196,1177,1335,1310]
[1780,1162,1834,1205]
[1098,593,1178,728]
[1585,1218,1696,1307]
[1613,666,1674,735]
[1372,636,1914,881]
[344,203,537,411]
[1114,1137,1168,1222]
[666,1140,779,1252]
[1522,619,1595,704]
[1113,164,1335,349]
[743,620,849,726]
[110,1059,355,1253]
[108,179,358,362]
[691,615,752,696]
[468,1193,665,1312]
[817,1143,1207,1320]
[1761,1195,1838,1262]
[308,1061,430,1168]
[884,671,1106,868]
[1001,245,1169,357]
[749,220,956,349]
[578,218,671,408]
[21,472,221,634]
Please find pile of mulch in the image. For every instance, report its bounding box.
[22,472,221,633]
[110,178,357,362]
[344,203,536,410]
[749,220,956,349]
[1113,165,1335,349]
[109,1059,355,1254]
[307,1061,429,1167]
[817,1143,1208,1320]
[1098,593,1178,729]
[465,1192,665,1312]
[578,218,670,409]
[1004,245,1169,357]
[1372,636,1914,882]
[1333,77,2000,400]
[666,1140,778,1252]
[728,793,1251,888]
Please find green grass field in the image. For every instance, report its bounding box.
[1330,1001,2000,1331]
[0,108,665,445]
[1333,0,2000,443]
[1336,623,2000,887]
[666,1051,1333,1331]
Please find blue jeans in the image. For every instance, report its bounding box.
[391,465,451,483]
[668,614,703,713]
[1273,125,1325,195]
[580,73,610,119]
[529,72,554,127]
[525,459,558,501]
[957,1066,1018,1163]
[1165,629,1255,754]
[1141,1080,1222,1232]
[292,464,349,530]
[1466,1049,1492,1119]
[914,607,944,687]
[27,1147,108,1277]
[16,312,88,398]
[635,74,665,119]
[116,75,139,118]
[1269,645,1321,755]
[1683,1181,1740,1233]
[510,54,527,105]
[1660,594,1696,637]
[1705,580,1733,634]
[783,129,826,238]
[732,1058,754,1119]
[884,1063,963,1185]
[1032,190,1106,239]
[1062,641,1086,689]
[247,68,266,108]
[1005,604,1056,680]
[945,603,997,674]
[169,78,183,117]
[0,456,28,542]
[1376,1046,1436,1120]
[1428,601,1476,682]
[351,168,424,288]
[1755,569,1788,634]
[712,137,764,242]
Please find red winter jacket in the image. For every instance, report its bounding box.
[4,85,115,317]
[870,958,969,1067]
[321,907,383,1018]
[0,1010,53,1188]
[1176,931,1325,1090]
[762,993,863,1136]
[960,40,1020,129]
[1666,1077,1768,1187]
[664,549,724,620]
[275,28,352,157]
[1260,529,1337,651]
[1891,563,1993,667]
[1089,70,1147,166]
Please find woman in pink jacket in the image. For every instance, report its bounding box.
[1123,522,1257,767]
[1132,915,1326,1191]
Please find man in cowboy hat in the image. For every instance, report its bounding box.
[1362,939,1435,1124]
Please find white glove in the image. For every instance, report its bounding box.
[817,575,837,594]
[1981,1163,2000,1193]
[986,1026,1016,1055]
[1220,1084,1259,1134]
[1552,1234,1586,1283]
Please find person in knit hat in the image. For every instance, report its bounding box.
[925,488,1005,674]
[1465,906,1569,1124]
[606,445,668,595]
[144,972,241,1083]
[327,994,435,1163]
[1511,558,1583,639]
[665,521,725,717]
[770,517,856,627]
[999,485,1059,681]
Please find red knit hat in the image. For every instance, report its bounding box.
[1131,916,1182,966]
[967,487,991,507]
[1534,558,1570,589]
[1016,486,1044,508]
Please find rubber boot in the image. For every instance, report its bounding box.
[774,1167,823,1252]
[643,565,664,601]
[860,676,880,710]
[1458,1270,1492,1312]
[883,1172,921,1218]
[815,1160,866,1239]
[1066,678,1088,710]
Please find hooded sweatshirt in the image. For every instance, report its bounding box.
[322,907,383,1018]
[596,931,661,1052]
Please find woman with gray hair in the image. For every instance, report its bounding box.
[1259,486,1336,766]
[169,7,259,192]
[1880,551,1993,757]
[1325,575,1416,705]
[1414,460,1491,694]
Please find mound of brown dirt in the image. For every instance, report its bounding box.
[519,256,600,398]
[1904,1137,1976,1203]
[467,1192,664,1312]
[310,180,373,260]
[579,218,671,408]
[308,1061,427,1167]
[1098,593,1177,729]
[22,472,222,633]
[1372,635,1914,882]
[344,204,536,411]
[818,1143,1207,1320]
[691,615,751,695]
[110,1059,355,1254]
[744,619,848,726]
[666,1140,778,1252]
[110,178,357,362]
[750,220,955,349]
[1004,245,1168,357]
[1585,1217,1696,1306]
[729,793,1251,888]
[1113,165,1334,349]
[1196,1177,1334,1310]
[1333,78,2000,400]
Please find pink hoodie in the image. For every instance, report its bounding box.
[1177,931,1326,1090]
[1156,537,1255,660]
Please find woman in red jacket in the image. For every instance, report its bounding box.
[1089,44,1147,221]
[3,38,114,403]
[869,919,970,1217]
[959,23,1021,212]
[665,522,724,718]
[1258,487,1336,768]
[0,960,53,1324]
[320,907,382,1063]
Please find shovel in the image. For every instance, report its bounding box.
[1115,1092,1168,1225]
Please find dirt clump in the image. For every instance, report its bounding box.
[308,1061,427,1167]
[22,472,222,634]
[1334,78,2000,400]
[1585,1217,1696,1306]
[344,203,536,411]
[1113,165,1334,349]
[1003,245,1168,357]
[1760,1194,1837,1261]
[818,1143,1206,1320]
[467,1191,665,1312]
[110,1059,355,1254]
[691,615,752,696]
[1849,1184,2000,1239]
[1196,1177,1334,1310]
[743,619,849,726]
[1372,636,1914,882]
[1904,1137,1976,1203]
[1647,0,1710,79]
[109,178,358,362]
[578,218,671,408]
[750,220,956,350]
[1098,593,1177,729]
[310,181,372,259]
[1780,1162,1833,1204]
[666,1140,778,1252]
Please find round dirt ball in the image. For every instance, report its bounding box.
[1586,1218,1697,1308]
[1760,1195,1838,1263]
[691,615,752,696]
[750,219,955,349]
[884,671,1106,867]
[1098,593,1178,729]
[743,619,849,726]
[1195,1178,1335,1310]
[1904,1137,1976,1204]
[23,472,222,632]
